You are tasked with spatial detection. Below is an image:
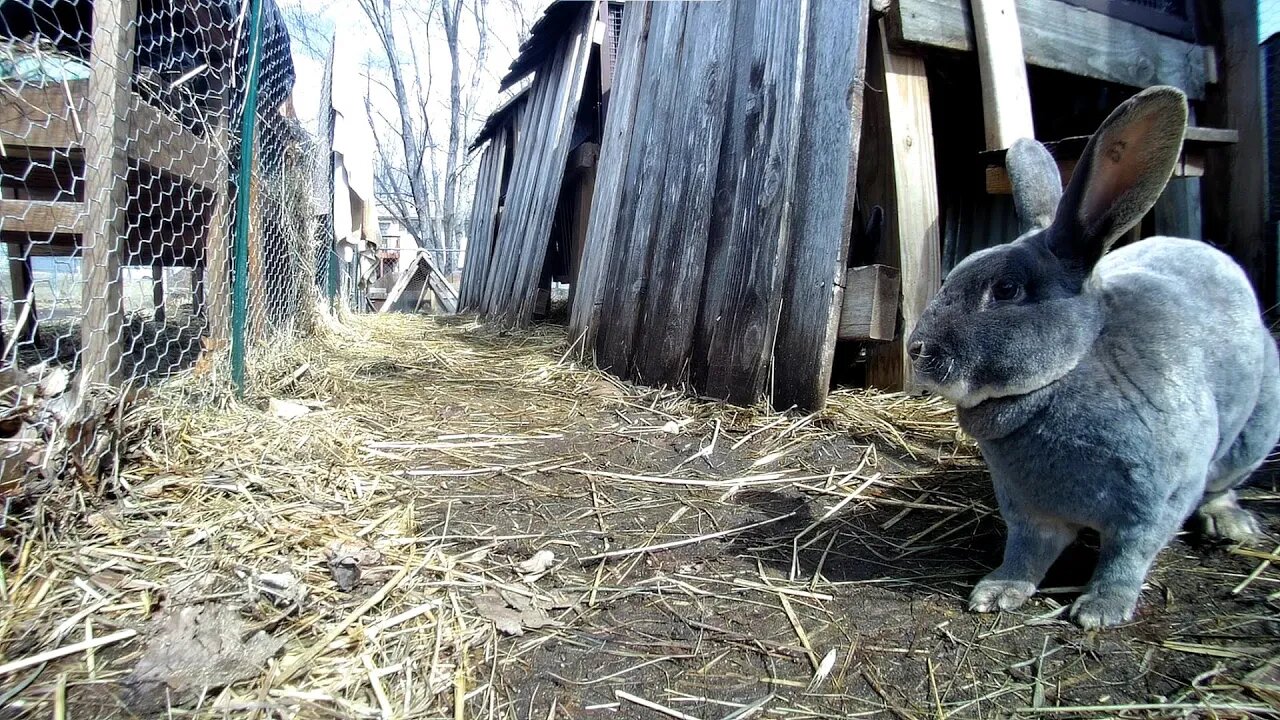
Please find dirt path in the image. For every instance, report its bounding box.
[3,315,1277,719]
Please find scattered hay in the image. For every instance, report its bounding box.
[0,313,1275,719]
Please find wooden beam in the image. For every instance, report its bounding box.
[205,122,231,341]
[7,241,36,345]
[969,0,1034,150]
[80,0,137,386]
[1197,0,1269,306]
[865,19,942,391]
[192,261,206,318]
[631,0,735,386]
[890,0,1211,99]
[151,260,165,324]
[0,81,221,189]
[0,200,86,234]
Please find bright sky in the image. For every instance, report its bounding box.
[1264,0,1280,42]
[279,0,542,137]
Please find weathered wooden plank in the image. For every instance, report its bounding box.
[890,0,1210,99]
[568,0,652,345]
[838,265,900,341]
[884,27,941,392]
[969,0,1034,150]
[458,131,506,310]
[80,0,137,386]
[1197,0,1269,305]
[629,0,735,386]
[593,0,699,377]
[771,0,872,410]
[481,1,597,326]
[508,5,598,325]
[863,20,942,391]
[692,0,807,404]
[0,200,86,234]
[0,81,221,189]
[480,56,557,315]
[205,121,231,341]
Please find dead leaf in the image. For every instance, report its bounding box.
[124,603,285,713]
[516,549,555,575]
[473,591,526,635]
[269,398,312,420]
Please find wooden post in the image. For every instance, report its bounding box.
[969,0,1035,149]
[8,241,37,345]
[192,261,206,317]
[1198,0,1269,307]
[151,260,165,324]
[80,0,137,386]
[205,121,231,341]
[863,19,942,391]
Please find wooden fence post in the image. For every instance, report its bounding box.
[80,0,138,386]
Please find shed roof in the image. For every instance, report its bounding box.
[499,0,596,91]
[468,83,530,152]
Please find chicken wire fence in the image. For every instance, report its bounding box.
[0,0,322,401]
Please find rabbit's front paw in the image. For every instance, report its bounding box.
[1198,494,1262,544]
[969,578,1035,613]
[1070,590,1137,629]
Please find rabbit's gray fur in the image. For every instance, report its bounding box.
[907,85,1280,629]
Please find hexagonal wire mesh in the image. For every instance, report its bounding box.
[0,0,322,396]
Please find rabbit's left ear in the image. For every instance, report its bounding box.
[1046,85,1188,270]
[1007,138,1062,232]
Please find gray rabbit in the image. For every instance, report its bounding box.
[907,85,1280,628]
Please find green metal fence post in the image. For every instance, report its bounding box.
[231,0,267,394]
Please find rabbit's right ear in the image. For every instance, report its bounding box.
[1007,138,1062,232]
[1045,85,1188,270]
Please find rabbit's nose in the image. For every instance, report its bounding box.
[908,340,925,361]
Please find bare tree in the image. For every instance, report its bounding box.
[351,0,496,274]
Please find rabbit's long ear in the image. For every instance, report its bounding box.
[1007,138,1062,232]
[1046,85,1187,270]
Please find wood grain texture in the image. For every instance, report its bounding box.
[691,0,807,405]
[458,130,508,310]
[592,1,689,376]
[568,1,652,345]
[837,264,900,341]
[80,0,136,386]
[891,0,1209,99]
[0,81,221,189]
[771,0,871,411]
[629,0,735,387]
[205,121,231,341]
[881,26,941,392]
[969,0,1034,150]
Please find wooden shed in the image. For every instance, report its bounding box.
[458,0,620,323]
[463,0,1267,412]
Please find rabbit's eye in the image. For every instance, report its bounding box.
[992,279,1022,302]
